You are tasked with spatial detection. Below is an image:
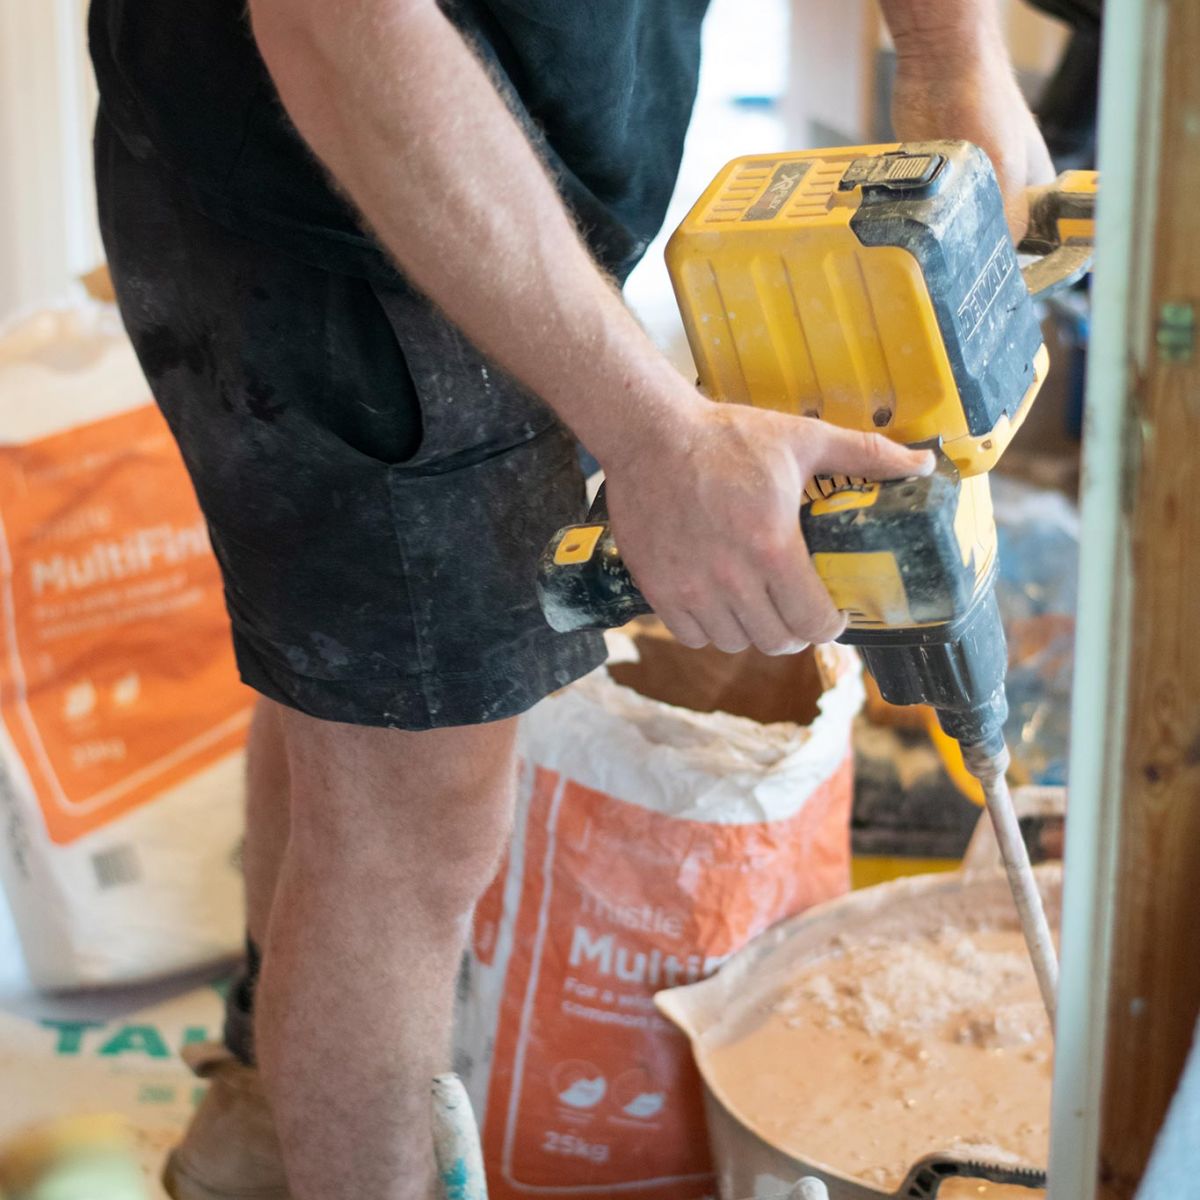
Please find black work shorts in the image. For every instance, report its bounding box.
[94,114,605,729]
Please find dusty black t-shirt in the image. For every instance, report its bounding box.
[88,0,710,283]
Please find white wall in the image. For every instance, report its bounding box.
[626,0,790,369]
[0,0,100,323]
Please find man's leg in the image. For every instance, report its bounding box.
[245,698,291,948]
[222,698,291,1066]
[255,707,518,1200]
[94,107,602,1200]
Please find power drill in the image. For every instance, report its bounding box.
[538,141,1095,775]
[537,143,1095,1020]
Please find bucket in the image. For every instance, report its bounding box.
[655,868,1060,1200]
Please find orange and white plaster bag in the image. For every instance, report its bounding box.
[0,302,251,989]
[456,628,864,1200]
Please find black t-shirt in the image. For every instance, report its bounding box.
[88,0,711,283]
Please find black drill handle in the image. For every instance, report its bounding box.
[536,483,816,634]
[536,484,654,633]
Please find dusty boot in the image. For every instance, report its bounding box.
[162,1043,291,1200]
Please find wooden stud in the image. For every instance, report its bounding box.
[1097,1,1200,1194]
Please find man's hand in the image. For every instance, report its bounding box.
[881,1,1056,239]
[603,402,934,655]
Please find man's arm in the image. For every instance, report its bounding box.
[249,0,677,473]
[248,0,932,655]
[880,0,1056,237]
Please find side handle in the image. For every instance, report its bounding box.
[1017,169,1098,298]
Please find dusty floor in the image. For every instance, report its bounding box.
[0,904,224,1198]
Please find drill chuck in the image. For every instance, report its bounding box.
[855,580,1009,761]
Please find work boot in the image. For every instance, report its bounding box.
[162,1043,291,1200]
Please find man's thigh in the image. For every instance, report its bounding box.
[276,700,518,830]
[271,702,521,927]
[95,115,605,732]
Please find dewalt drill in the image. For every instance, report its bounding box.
[537,141,1096,1019]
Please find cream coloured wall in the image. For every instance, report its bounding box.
[0,0,99,323]
[786,0,1071,147]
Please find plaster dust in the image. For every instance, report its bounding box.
[701,921,1052,1198]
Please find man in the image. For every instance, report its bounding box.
[88,2,1053,1197]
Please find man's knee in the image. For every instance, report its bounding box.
[275,707,518,920]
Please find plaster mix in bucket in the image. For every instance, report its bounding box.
[658,869,1059,1199]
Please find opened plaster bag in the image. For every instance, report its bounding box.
[0,303,252,989]
[456,631,864,1200]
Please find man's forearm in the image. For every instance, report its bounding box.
[248,0,697,467]
[878,0,1007,62]
[877,0,1052,240]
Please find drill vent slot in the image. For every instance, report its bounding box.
[806,475,867,502]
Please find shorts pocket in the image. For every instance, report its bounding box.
[366,280,559,467]
[315,273,426,467]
